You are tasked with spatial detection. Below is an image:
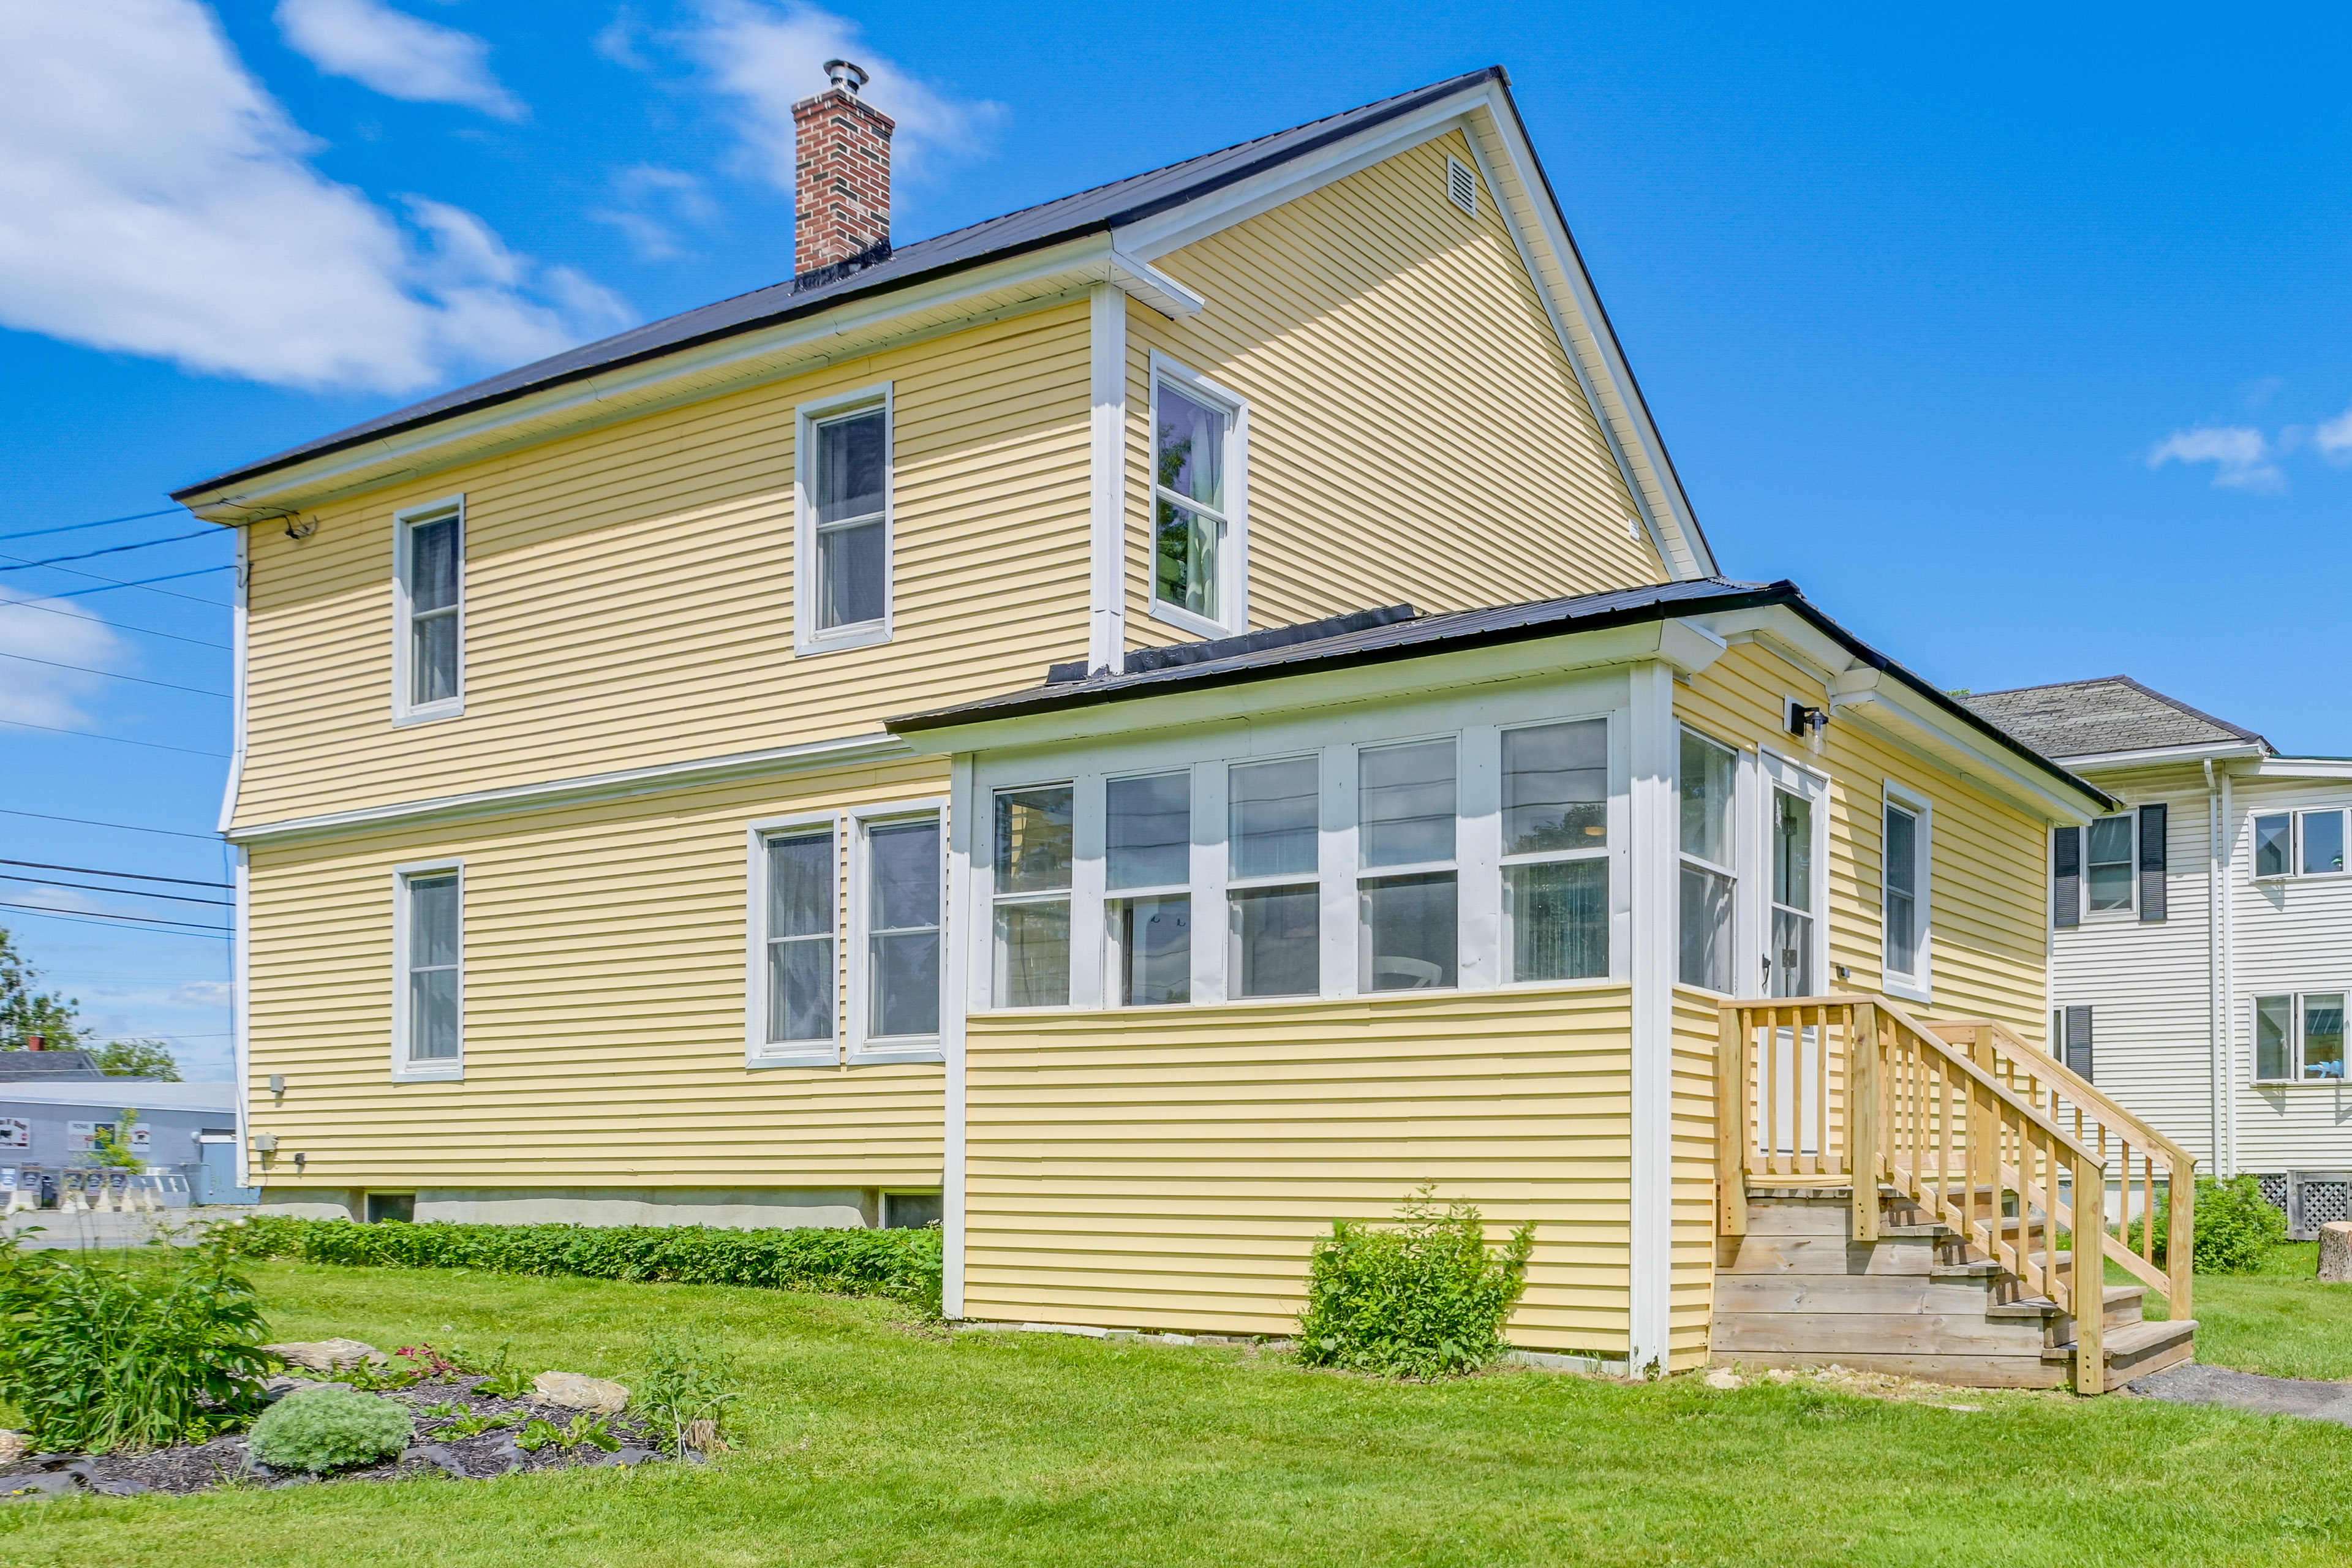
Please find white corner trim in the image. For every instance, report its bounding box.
[219,526,250,834]
[1106,251,1204,318]
[1088,284,1128,671]
[743,810,842,1070]
[228,731,927,844]
[232,845,253,1186]
[941,754,974,1319]
[1625,660,1676,1376]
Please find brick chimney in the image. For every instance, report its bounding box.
[793,59,895,288]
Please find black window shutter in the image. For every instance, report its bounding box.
[2138,803,2168,921]
[2064,1005,2094,1082]
[2053,827,2081,929]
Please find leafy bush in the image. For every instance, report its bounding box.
[247,1388,413,1473]
[227,1216,943,1313]
[2152,1173,2290,1275]
[638,1330,739,1453]
[0,1228,273,1452]
[1296,1187,1534,1379]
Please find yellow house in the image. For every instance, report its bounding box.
[174,66,2193,1385]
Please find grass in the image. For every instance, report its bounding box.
[0,1259,2348,1565]
[2150,1241,2352,1379]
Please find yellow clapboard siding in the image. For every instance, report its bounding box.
[963,986,1638,1352]
[1121,130,1666,651]
[243,758,952,1192]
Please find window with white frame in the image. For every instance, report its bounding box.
[2085,813,2135,911]
[797,390,891,650]
[398,868,461,1067]
[1151,362,1244,633]
[760,826,836,1048]
[1106,773,1191,1006]
[2256,992,2346,1082]
[1678,730,1737,992]
[1358,739,1458,991]
[1502,720,1609,981]
[859,813,942,1044]
[993,785,1074,1006]
[2253,809,2346,879]
[396,500,462,716]
[1882,789,1930,990]
[1227,756,1320,998]
[1768,780,1817,997]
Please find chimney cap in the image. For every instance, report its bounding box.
[824,59,869,94]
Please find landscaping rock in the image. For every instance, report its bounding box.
[1704,1368,1744,1390]
[0,1433,24,1465]
[532,1371,630,1412]
[262,1375,352,1402]
[2320,1221,2352,1283]
[265,1339,387,1373]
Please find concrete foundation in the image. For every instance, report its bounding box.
[254,1186,884,1229]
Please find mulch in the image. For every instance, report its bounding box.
[0,1376,687,1498]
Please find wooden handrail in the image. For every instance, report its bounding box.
[1921,1017,2193,1169]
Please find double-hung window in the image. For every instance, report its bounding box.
[797,388,892,652]
[2253,809,2346,879]
[1882,787,1931,995]
[2085,815,2135,911]
[395,864,462,1076]
[2256,992,2347,1082]
[1358,740,1458,990]
[394,499,463,718]
[1106,773,1192,1006]
[859,814,942,1047]
[760,827,837,1050]
[1501,720,1609,981]
[1678,731,1738,992]
[1227,756,1319,997]
[993,786,1074,1006]
[1150,359,1245,635]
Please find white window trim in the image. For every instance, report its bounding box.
[1496,717,1618,989]
[2250,807,2351,883]
[2251,990,2350,1085]
[987,778,1080,1010]
[390,858,464,1082]
[1145,352,1250,639]
[794,382,895,657]
[391,495,465,725]
[744,812,842,1068]
[1675,725,1744,998]
[1758,747,1830,1000]
[1880,780,1934,1004]
[2082,810,2139,918]
[848,797,949,1063]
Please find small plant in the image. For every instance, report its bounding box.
[394,1343,467,1380]
[469,1343,535,1400]
[1296,1186,1535,1380]
[247,1388,414,1474]
[418,1400,466,1420]
[2153,1173,2290,1275]
[428,1409,516,1439]
[638,1331,739,1454]
[339,1358,422,1393]
[515,1413,619,1453]
[89,1110,146,1172]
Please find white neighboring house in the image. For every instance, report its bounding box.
[1962,676,2352,1237]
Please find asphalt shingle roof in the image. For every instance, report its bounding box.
[1958,677,2270,761]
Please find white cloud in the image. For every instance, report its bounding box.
[175,981,233,1007]
[589,165,717,260]
[2145,424,2284,493]
[0,0,631,394]
[275,0,524,119]
[2315,405,2352,466]
[593,5,651,70]
[676,0,1006,190]
[0,589,130,729]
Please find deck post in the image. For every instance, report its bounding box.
[1717,1007,1748,1236]
[2072,1150,2106,1395]
[2168,1157,2196,1320]
[1849,1004,1880,1242]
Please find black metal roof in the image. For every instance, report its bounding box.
[174,67,1510,503]
[887,577,2115,810]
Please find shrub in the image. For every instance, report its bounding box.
[227,1215,943,1313]
[2152,1173,2290,1275]
[247,1388,413,1473]
[1296,1187,1534,1379]
[0,1228,273,1452]
[638,1330,739,1453]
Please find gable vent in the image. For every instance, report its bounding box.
[1446,155,1478,217]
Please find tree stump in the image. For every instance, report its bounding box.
[2319,1221,2352,1283]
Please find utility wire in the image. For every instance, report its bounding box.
[0,530,214,573]
[0,596,229,651]
[0,875,231,908]
[0,649,228,699]
[0,719,226,758]
[0,858,231,889]
[0,556,230,608]
[0,900,227,934]
[0,808,220,841]
[0,508,189,544]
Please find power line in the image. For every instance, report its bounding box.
[0,900,228,935]
[0,719,226,758]
[0,556,231,608]
[0,596,230,651]
[0,508,189,544]
[0,530,215,574]
[0,858,230,889]
[0,809,220,841]
[0,875,230,908]
[0,649,228,699]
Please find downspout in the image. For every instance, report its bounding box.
[2205,760,2225,1178]
[2220,766,2237,1177]
[224,526,252,1188]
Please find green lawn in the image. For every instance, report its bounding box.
[2149,1242,2352,1379]
[1,1259,2350,1566]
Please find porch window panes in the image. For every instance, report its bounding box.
[1502,720,1608,981]
[1229,757,1317,878]
[1229,884,1318,997]
[1109,895,1191,1006]
[1884,803,1920,977]
[1359,741,1457,990]
[1227,756,1319,996]
[1153,383,1229,622]
[405,511,461,707]
[2255,814,2292,878]
[867,819,940,1038]
[1107,772,1191,1006]
[2257,994,2293,1082]
[1108,773,1191,889]
[1770,789,1815,997]
[405,873,459,1061]
[2303,810,2346,876]
[764,832,835,1042]
[993,786,1073,1007]
[1678,731,1736,991]
[2086,815,2134,911]
[813,407,887,630]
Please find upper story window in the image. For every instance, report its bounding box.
[1150,356,1247,638]
[2052,804,2168,927]
[2256,992,2346,1082]
[393,862,462,1078]
[394,498,463,721]
[1881,787,1932,997]
[796,386,893,654]
[1677,729,1737,992]
[2254,809,2346,879]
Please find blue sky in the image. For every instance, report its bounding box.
[2,0,2347,1075]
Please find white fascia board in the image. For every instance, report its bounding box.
[2240,756,2352,780]
[230,731,928,845]
[898,617,1722,756]
[2058,742,2267,772]
[185,238,1189,521]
